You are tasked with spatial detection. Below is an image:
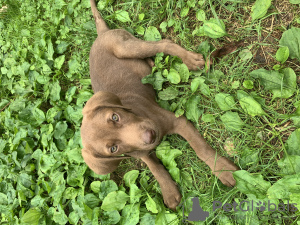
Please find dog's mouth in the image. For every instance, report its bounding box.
[143,129,157,145]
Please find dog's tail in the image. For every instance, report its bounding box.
[90,0,109,36]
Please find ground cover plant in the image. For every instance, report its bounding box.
[0,0,299,224]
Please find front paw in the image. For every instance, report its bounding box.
[213,158,239,187]
[182,51,205,70]
[161,182,182,210]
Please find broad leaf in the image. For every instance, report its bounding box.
[120,203,140,225]
[286,129,300,156]
[237,90,265,116]
[115,10,131,23]
[101,191,129,211]
[251,0,272,21]
[167,68,181,84]
[220,111,244,131]
[203,18,226,38]
[233,170,271,199]
[215,93,237,111]
[158,87,178,100]
[276,46,289,63]
[144,26,161,41]
[124,170,139,187]
[279,27,300,61]
[267,174,300,200]
[21,208,43,225]
[145,194,158,213]
[156,141,182,170]
[278,155,300,175]
[185,95,203,122]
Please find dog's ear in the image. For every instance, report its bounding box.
[82,147,130,175]
[83,91,129,116]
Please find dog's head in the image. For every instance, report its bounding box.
[81,91,160,174]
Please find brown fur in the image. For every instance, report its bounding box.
[81,0,240,210]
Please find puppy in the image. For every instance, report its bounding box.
[81,0,239,210]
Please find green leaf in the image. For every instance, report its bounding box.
[50,80,61,102]
[178,63,189,82]
[251,0,272,21]
[47,39,54,60]
[215,93,237,111]
[250,68,296,98]
[140,213,156,225]
[120,203,140,225]
[54,121,68,139]
[196,9,206,21]
[156,141,182,170]
[237,90,265,116]
[160,21,167,32]
[54,55,65,70]
[129,184,142,203]
[180,7,189,17]
[136,26,145,35]
[191,77,205,93]
[158,87,178,100]
[289,0,300,3]
[267,174,300,200]
[115,10,131,23]
[145,194,158,213]
[239,49,253,61]
[203,18,227,38]
[99,180,118,200]
[144,26,162,41]
[77,91,93,105]
[101,191,129,211]
[63,187,78,199]
[84,193,100,209]
[124,170,139,187]
[185,95,203,123]
[220,111,244,131]
[21,208,43,225]
[243,80,254,89]
[56,41,69,54]
[167,68,181,84]
[271,68,296,99]
[90,181,101,193]
[286,129,300,156]
[278,155,300,175]
[279,27,300,61]
[101,210,121,225]
[142,72,165,90]
[276,46,289,63]
[53,205,68,225]
[233,170,271,199]
[202,114,215,123]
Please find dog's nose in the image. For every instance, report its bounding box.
[143,129,156,144]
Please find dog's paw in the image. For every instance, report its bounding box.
[213,158,239,187]
[182,51,205,71]
[217,171,237,187]
[161,183,182,210]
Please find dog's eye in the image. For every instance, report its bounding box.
[112,113,119,122]
[110,145,118,153]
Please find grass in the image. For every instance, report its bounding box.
[0,0,300,224]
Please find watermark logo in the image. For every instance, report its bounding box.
[182,197,298,223]
[187,197,210,221]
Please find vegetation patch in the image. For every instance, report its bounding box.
[0,0,299,224]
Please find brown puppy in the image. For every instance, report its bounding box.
[81,0,239,210]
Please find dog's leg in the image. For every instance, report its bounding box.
[140,152,182,210]
[103,30,206,70]
[170,116,238,186]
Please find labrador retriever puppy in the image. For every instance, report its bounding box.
[81,0,239,210]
